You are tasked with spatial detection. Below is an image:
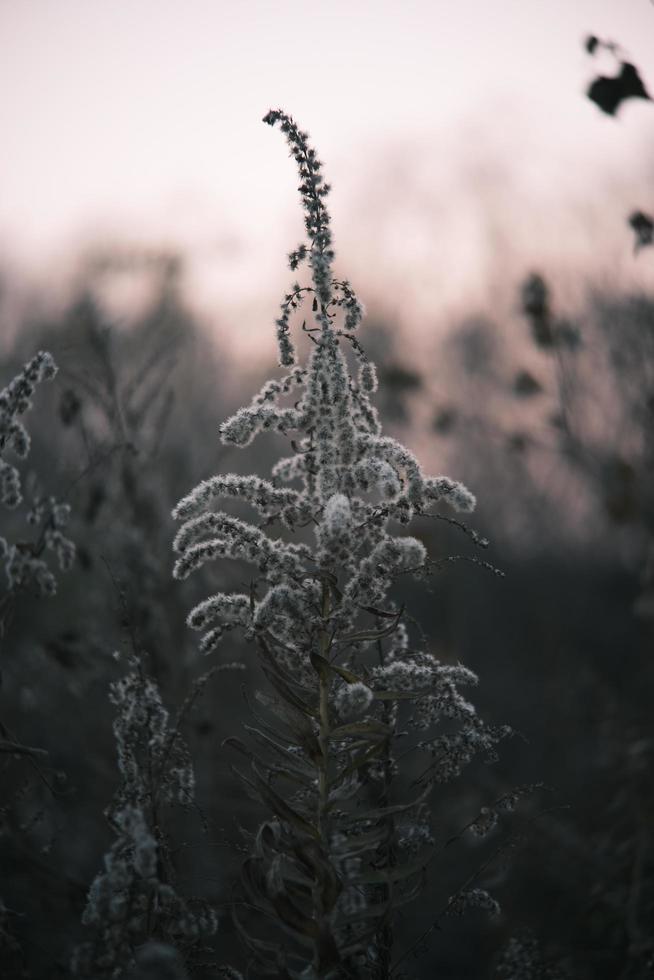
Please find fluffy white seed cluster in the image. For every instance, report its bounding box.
[169,111,510,972]
[171,111,476,668]
[252,581,319,645]
[172,474,311,527]
[357,360,378,394]
[173,512,310,585]
[317,492,353,566]
[333,680,374,719]
[376,658,480,733]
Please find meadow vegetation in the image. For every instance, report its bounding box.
[0,110,652,980]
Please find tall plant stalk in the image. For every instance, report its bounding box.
[172,110,509,978]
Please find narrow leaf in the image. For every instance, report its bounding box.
[330,719,393,740]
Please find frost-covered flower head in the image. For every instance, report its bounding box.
[171,110,507,975]
[172,111,475,661]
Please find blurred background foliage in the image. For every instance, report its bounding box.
[0,249,653,979]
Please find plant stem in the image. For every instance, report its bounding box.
[314,574,333,975]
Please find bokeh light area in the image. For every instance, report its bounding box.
[0,0,652,357]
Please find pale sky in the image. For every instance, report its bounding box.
[0,0,652,355]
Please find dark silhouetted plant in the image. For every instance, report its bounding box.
[73,655,222,979]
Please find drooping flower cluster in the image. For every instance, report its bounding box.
[172,111,507,976]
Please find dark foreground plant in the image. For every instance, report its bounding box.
[0,351,75,636]
[72,654,222,978]
[172,110,510,978]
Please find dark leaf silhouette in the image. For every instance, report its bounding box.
[554,319,582,351]
[583,34,618,58]
[628,210,654,252]
[602,457,638,524]
[587,62,651,116]
[513,370,543,398]
[522,273,555,348]
[507,432,529,454]
[59,388,82,425]
[433,406,457,434]
[378,363,422,390]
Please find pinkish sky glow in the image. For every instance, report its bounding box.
[0,0,652,357]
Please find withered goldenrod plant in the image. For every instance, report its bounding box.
[172,111,512,979]
[0,351,78,964]
[73,652,223,979]
[0,350,75,757]
[0,352,75,622]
